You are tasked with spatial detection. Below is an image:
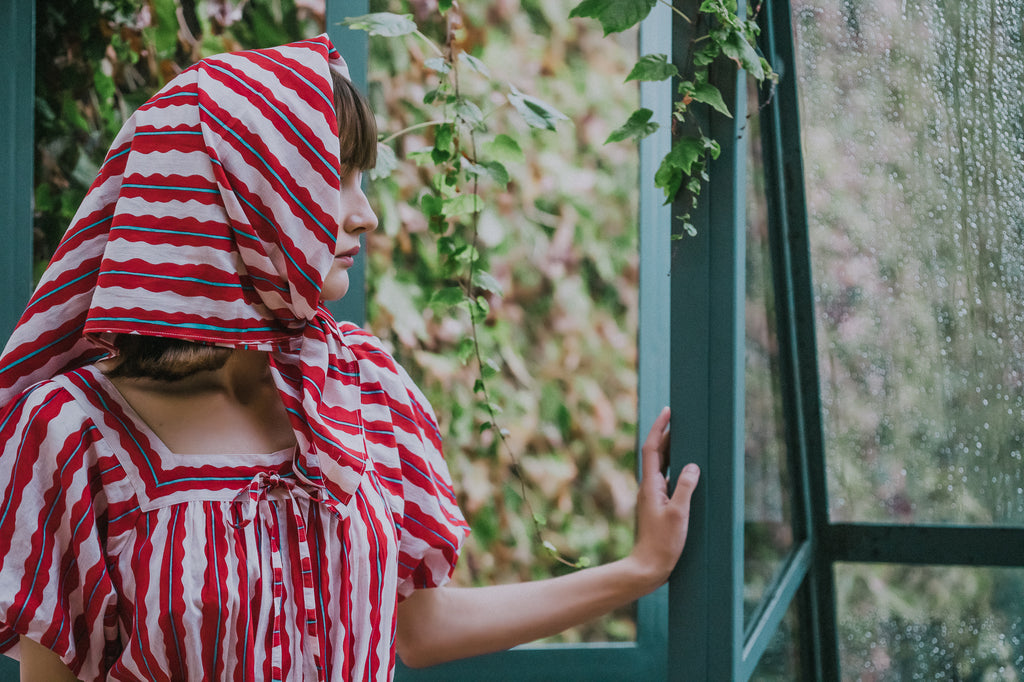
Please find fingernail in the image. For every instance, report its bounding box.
[683,463,700,475]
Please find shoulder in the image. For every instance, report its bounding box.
[1,368,107,460]
[337,322,399,370]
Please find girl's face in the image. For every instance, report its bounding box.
[322,171,377,301]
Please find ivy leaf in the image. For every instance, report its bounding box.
[344,12,418,37]
[459,52,491,78]
[442,193,483,217]
[428,286,466,310]
[721,32,765,80]
[456,337,476,364]
[482,134,524,164]
[568,0,657,35]
[481,160,510,187]
[473,269,504,296]
[654,137,709,203]
[625,54,679,82]
[369,142,398,180]
[455,100,484,127]
[420,193,444,218]
[424,57,451,74]
[688,82,732,118]
[465,160,511,187]
[507,85,568,132]
[605,108,659,143]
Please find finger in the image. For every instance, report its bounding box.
[641,406,671,482]
[670,462,700,510]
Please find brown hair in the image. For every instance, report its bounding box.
[331,69,378,172]
[106,335,232,381]
[109,73,377,382]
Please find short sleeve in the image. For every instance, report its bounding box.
[0,382,119,681]
[340,324,470,600]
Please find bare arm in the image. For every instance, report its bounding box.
[18,636,79,682]
[396,407,699,668]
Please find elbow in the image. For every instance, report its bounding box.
[395,632,439,669]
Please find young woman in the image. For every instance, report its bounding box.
[0,36,699,681]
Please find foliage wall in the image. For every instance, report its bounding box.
[34,0,643,643]
[361,0,642,642]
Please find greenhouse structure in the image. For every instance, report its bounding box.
[2,0,1023,679]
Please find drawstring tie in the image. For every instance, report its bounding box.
[232,472,342,682]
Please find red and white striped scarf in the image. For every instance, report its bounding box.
[0,35,369,504]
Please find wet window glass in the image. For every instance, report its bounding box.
[836,563,1024,678]
[745,77,796,621]
[793,0,1024,524]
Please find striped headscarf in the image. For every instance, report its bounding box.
[0,35,370,504]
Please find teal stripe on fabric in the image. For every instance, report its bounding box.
[110,225,232,241]
[102,270,250,290]
[0,326,84,374]
[131,130,203,137]
[121,183,220,194]
[87,317,279,333]
[206,62,336,178]
[249,50,335,112]
[27,267,101,309]
[198,103,334,241]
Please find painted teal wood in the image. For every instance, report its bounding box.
[666,1,747,679]
[326,0,369,327]
[755,0,834,678]
[0,3,34,678]
[0,0,35,340]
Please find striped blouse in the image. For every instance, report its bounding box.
[0,324,469,681]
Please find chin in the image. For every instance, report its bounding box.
[321,273,349,301]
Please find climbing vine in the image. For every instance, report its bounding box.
[571,0,776,236]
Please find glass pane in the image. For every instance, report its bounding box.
[793,0,1024,523]
[750,598,804,681]
[836,563,1024,679]
[745,76,795,621]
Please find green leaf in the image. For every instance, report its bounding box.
[654,137,708,202]
[442,193,483,217]
[456,337,476,363]
[473,269,504,296]
[369,142,398,180]
[690,82,732,118]
[455,100,484,126]
[424,57,451,74]
[605,108,659,143]
[721,32,765,80]
[481,160,510,187]
[482,134,524,164]
[625,54,679,82]
[420,193,444,218]
[507,85,569,132]
[459,52,491,78]
[438,0,453,11]
[428,286,466,310]
[344,12,418,37]
[568,0,657,35]
[480,357,500,378]
[434,123,455,154]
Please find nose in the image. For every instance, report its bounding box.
[342,185,378,236]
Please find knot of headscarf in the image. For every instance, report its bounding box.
[0,35,368,504]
